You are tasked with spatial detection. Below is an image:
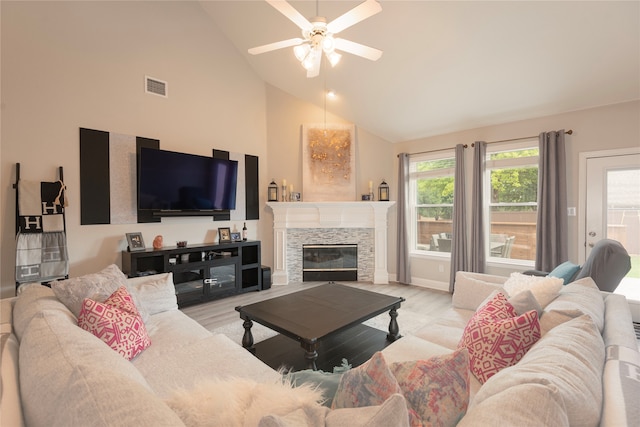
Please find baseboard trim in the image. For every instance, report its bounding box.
[389,274,449,292]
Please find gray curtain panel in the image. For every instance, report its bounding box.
[470,141,487,273]
[535,130,569,271]
[449,144,468,291]
[396,153,411,284]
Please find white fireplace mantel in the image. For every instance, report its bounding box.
[267,201,395,285]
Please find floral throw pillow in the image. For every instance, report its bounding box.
[389,348,470,427]
[458,293,540,383]
[331,352,402,410]
[77,286,151,360]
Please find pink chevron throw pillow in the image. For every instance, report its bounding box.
[78,286,151,360]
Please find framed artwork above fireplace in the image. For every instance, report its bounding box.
[302,124,356,202]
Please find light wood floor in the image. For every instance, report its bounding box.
[181,281,453,332]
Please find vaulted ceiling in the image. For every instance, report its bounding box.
[201,1,639,143]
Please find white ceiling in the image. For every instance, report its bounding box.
[200,1,639,143]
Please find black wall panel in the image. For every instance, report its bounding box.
[80,128,110,225]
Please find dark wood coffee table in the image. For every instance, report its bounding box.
[235,283,405,370]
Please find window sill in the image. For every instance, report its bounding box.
[410,250,451,260]
[486,257,534,269]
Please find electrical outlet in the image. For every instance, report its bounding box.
[567,207,576,216]
[438,264,444,273]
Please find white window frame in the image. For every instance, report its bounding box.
[409,151,456,258]
[485,140,538,267]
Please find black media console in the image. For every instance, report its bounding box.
[122,240,262,307]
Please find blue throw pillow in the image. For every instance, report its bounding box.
[549,261,581,285]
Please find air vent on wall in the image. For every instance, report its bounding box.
[145,76,167,97]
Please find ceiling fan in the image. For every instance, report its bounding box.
[248,0,383,78]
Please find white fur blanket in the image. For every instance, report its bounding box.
[165,378,326,427]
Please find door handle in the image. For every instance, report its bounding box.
[588,242,595,248]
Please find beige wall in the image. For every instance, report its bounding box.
[262,85,395,268]
[392,100,640,290]
[1,1,269,298]
[2,2,637,298]
[0,1,394,298]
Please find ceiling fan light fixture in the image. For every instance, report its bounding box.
[326,50,341,67]
[293,43,310,61]
[322,34,335,52]
[301,48,318,71]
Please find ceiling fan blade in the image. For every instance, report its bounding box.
[326,0,382,34]
[248,38,304,55]
[266,0,313,32]
[334,38,383,61]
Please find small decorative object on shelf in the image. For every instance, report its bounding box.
[361,194,371,201]
[281,179,287,202]
[268,179,278,202]
[153,235,163,249]
[176,240,187,248]
[242,222,248,240]
[231,231,242,242]
[378,179,390,201]
[368,180,375,201]
[218,227,231,243]
[126,232,145,252]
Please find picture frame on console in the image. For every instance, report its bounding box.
[126,232,145,251]
[218,227,232,243]
[230,231,242,242]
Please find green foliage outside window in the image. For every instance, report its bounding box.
[490,148,538,210]
[414,148,539,221]
[415,158,455,220]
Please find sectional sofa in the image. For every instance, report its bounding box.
[1,266,638,426]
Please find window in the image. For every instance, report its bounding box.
[410,153,456,254]
[485,142,538,263]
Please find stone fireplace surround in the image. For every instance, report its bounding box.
[267,201,395,285]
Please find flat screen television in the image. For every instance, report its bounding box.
[138,147,238,213]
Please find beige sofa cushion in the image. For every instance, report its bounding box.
[468,315,604,427]
[1,333,23,427]
[602,293,637,348]
[125,272,178,315]
[452,272,506,311]
[50,264,129,317]
[412,308,472,350]
[457,382,569,427]
[542,277,605,333]
[12,284,74,342]
[133,330,280,398]
[19,309,184,427]
[601,345,640,427]
[382,334,452,364]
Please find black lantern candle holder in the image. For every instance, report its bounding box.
[378,179,390,201]
[268,180,278,202]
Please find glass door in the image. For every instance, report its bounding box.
[582,150,640,316]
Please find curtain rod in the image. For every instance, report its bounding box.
[473,129,573,146]
[398,129,573,157]
[397,144,467,158]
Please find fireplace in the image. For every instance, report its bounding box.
[267,201,395,285]
[303,244,357,282]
